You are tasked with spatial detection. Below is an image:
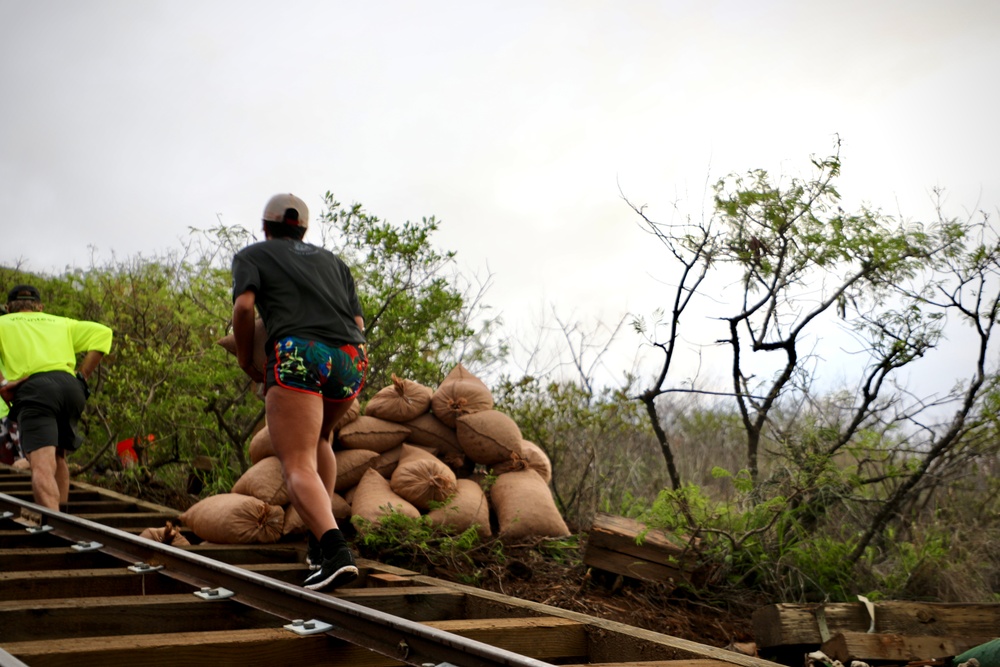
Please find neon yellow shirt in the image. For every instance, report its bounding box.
[0,312,113,381]
[0,356,7,419]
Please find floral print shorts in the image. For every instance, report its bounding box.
[268,336,368,402]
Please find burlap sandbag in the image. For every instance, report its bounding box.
[138,521,192,546]
[331,492,352,520]
[404,413,467,469]
[216,317,268,373]
[179,493,284,544]
[337,415,410,453]
[351,468,420,529]
[430,363,494,427]
[335,449,379,492]
[492,439,552,483]
[371,444,404,478]
[332,398,361,433]
[426,478,492,538]
[455,410,523,466]
[248,425,274,465]
[282,493,352,536]
[490,469,569,541]
[282,504,307,536]
[363,374,433,423]
[390,445,458,510]
[231,456,289,506]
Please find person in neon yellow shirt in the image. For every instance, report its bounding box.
[0,285,113,510]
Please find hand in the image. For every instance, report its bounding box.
[0,378,23,406]
[75,372,91,400]
[240,361,265,384]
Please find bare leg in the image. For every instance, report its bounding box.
[55,450,70,505]
[317,400,354,501]
[266,386,338,539]
[27,447,60,510]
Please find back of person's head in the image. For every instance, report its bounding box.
[6,284,43,313]
[262,193,308,240]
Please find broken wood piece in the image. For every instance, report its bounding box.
[822,631,986,664]
[583,513,701,585]
[753,601,1000,648]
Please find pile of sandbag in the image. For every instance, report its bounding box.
[200,328,570,545]
[330,364,568,542]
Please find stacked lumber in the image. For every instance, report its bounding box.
[583,513,700,588]
[753,601,999,663]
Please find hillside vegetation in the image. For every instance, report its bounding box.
[4,148,999,610]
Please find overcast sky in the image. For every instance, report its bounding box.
[2,1,998,394]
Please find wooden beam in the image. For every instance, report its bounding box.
[73,512,179,529]
[753,601,1000,647]
[0,568,193,600]
[0,595,276,642]
[3,627,401,667]
[583,545,687,583]
[584,513,699,585]
[0,547,125,571]
[4,617,586,666]
[413,574,786,667]
[564,662,744,667]
[0,587,470,642]
[588,513,698,567]
[821,631,987,663]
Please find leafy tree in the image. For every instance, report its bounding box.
[627,142,1000,598]
[314,193,505,393]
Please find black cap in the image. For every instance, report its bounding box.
[7,284,41,303]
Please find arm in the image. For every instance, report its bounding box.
[0,374,23,407]
[77,350,104,381]
[233,290,264,382]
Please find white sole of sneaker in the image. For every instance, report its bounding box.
[303,565,359,591]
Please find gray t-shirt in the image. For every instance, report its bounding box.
[232,238,365,347]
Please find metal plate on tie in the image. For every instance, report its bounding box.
[194,587,234,600]
[128,562,164,573]
[284,619,333,636]
[72,541,103,552]
[26,525,53,534]
[0,511,13,520]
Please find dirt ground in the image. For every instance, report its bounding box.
[449,542,759,651]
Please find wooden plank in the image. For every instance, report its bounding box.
[331,586,466,621]
[0,547,125,571]
[182,543,304,565]
[368,573,414,588]
[427,617,586,660]
[60,500,136,513]
[565,662,744,667]
[67,478,184,514]
[3,627,401,667]
[74,512,179,529]
[588,513,699,567]
[752,601,1000,647]
[0,587,470,641]
[0,568,193,600]
[5,617,585,666]
[0,595,277,641]
[584,513,699,585]
[0,529,70,549]
[821,631,986,663]
[584,543,687,583]
[414,574,786,667]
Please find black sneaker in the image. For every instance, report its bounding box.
[305,537,323,571]
[302,546,359,591]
